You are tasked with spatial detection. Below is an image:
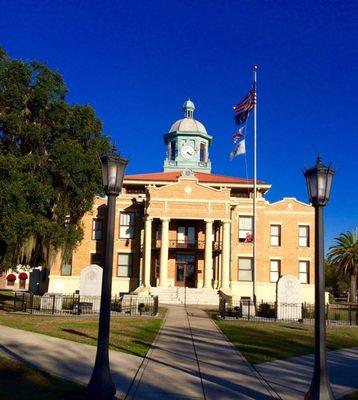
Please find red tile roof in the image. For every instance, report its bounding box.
[124,171,266,185]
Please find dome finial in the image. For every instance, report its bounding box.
[183,99,195,118]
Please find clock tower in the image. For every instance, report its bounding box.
[163,100,212,173]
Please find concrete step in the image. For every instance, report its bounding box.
[149,287,220,305]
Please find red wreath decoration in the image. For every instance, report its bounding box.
[245,233,253,243]
[6,273,16,281]
[19,272,28,280]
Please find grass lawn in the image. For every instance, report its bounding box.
[0,296,165,357]
[0,354,85,399]
[214,318,358,364]
[0,313,164,357]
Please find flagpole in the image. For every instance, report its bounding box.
[253,65,257,306]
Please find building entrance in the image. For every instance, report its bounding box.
[175,254,196,287]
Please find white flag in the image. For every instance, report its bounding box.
[230,139,246,160]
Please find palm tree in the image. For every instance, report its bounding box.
[327,231,358,303]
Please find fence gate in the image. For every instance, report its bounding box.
[13,292,31,312]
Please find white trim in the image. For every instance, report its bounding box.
[269,197,311,207]
[124,179,271,190]
[265,210,314,215]
[269,256,283,260]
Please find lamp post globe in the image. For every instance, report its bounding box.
[101,149,128,196]
[303,155,335,400]
[86,147,128,399]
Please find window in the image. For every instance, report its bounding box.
[299,261,309,283]
[298,225,310,247]
[270,260,281,282]
[19,279,26,289]
[61,256,72,276]
[92,218,103,240]
[238,257,253,281]
[120,212,135,239]
[177,226,195,245]
[170,141,176,160]
[200,143,206,162]
[91,253,102,267]
[239,216,253,242]
[270,225,281,246]
[117,253,133,277]
[7,280,14,287]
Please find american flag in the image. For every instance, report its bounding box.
[233,90,256,125]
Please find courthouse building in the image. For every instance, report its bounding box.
[49,100,315,302]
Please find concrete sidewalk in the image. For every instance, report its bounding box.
[127,305,277,399]
[256,346,358,399]
[0,325,143,399]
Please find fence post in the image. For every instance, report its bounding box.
[51,295,55,315]
[30,293,33,314]
[349,304,352,326]
[130,296,132,316]
[356,305,358,326]
[77,294,81,315]
[13,292,16,311]
[22,292,26,312]
[248,300,250,321]
[153,296,158,316]
[326,303,329,323]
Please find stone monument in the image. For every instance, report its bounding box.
[40,293,63,312]
[79,264,103,311]
[277,275,302,320]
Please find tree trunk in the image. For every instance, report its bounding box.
[350,274,357,303]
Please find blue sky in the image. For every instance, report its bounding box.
[1,0,357,248]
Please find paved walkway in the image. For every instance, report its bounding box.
[126,305,276,399]
[256,347,358,399]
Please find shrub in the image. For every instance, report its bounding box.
[257,303,276,318]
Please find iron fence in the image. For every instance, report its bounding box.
[13,292,159,317]
[219,298,358,326]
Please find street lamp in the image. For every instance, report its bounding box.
[86,147,128,400]
[303,155,335,400]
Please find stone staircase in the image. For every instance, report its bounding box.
[149,287,220,305]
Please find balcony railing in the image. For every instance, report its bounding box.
[154,239,222,251]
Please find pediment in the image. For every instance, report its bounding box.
[147,176,230,201]
[267,198,313,212]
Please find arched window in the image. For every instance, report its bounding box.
[200,143,206,162]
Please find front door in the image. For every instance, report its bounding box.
[175,254,196,287]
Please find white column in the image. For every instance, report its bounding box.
[221,220,231,290]
[204,219,213,288]
[159,218,170,287]
[144,217,153,287]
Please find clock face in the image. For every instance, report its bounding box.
[181,144,195,159]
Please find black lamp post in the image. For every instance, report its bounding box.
[86,147,128,400]
[303,155,335,400]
